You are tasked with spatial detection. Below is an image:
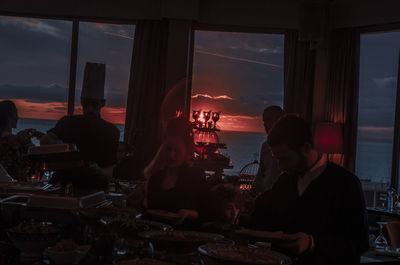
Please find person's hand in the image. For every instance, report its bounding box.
[276,232,313,255]
[17,129,36,144]
[144,144,168,178]
[18,128,37,138]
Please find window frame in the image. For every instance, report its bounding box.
[0,12,136,140]
[187,23,286,117]
[357,27,400,189]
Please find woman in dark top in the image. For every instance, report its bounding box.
[144,116,208,222]
[0,100,43,181]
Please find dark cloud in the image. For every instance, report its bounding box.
[75,22,134,92]
[0,84,127,108]
[195,31,284,57]
[0,84,67,102]
[0,17,72,87]
[0,15,134,99]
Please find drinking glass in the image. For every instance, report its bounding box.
[203,111,211,123]
[375,222,388,250]
[212,112,220,128]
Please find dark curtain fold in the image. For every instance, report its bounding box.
[284,30,316,123]
[324,29,360,171]
[124,20,169,175]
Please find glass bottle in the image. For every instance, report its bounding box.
[386,187,397,212]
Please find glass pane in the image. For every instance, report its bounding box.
[76,22,135,140]
[191,30,284,175]
[356,32,400,193]
[0,16,72,134]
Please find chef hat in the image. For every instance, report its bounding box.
[81,62,106,100]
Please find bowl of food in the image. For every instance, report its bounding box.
[198,243,292,265]
[7,220,60,259]
[46,239,90,265]
[117,258,176,265]
[106,217,173,238]
[138,230,224,253]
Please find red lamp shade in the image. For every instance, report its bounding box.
[314,122,344,154]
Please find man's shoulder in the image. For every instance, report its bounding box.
[324,162,361,186]
[98,118,120,136]
[81,115,119,135]
[325,162,356,177]
[56,115,85,124]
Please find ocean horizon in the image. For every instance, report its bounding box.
[14,117,392,184]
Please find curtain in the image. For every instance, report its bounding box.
[124,20,169,175]
[284,30,316,123]
[324,29,360,171]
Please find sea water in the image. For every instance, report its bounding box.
[15,117,391,183]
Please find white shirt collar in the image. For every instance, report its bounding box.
[298,154,328,196]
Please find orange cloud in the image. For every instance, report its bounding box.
[357,126,393,141]
[192,94,233,100]
[5,17,41,25]
[101,107,126,124]
[217,114,264,133]
[12,99,67,120]
[358,126,393,133]
[9,99,125,125]
[190,110,264,133]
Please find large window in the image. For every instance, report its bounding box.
[75,22,135,140]
[191,30,284,175]
[0,16,135,140]
[0,16,72,133]
[356,32,400,191]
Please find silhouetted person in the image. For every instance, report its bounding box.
[202,184,242,232]
[0,100,42,181]
[41,63,119,190]
[246,114,369,265]
[252,105,284,194]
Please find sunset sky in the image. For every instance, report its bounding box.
[0,16,133,127]
[190,30,284,133]
[0,15,399,137]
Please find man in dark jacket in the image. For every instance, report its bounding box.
[247,114,369,265]
[41,63,119,190]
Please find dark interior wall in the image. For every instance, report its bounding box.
[0,0,161,20]
[332,0,400,29]
[2,0,400,30]
[0,0,299,28]
[197,0,299,29]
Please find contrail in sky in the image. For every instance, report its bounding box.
[104,31,134,40]
[195,49,281,68]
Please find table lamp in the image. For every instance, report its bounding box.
[314,122,344,160]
